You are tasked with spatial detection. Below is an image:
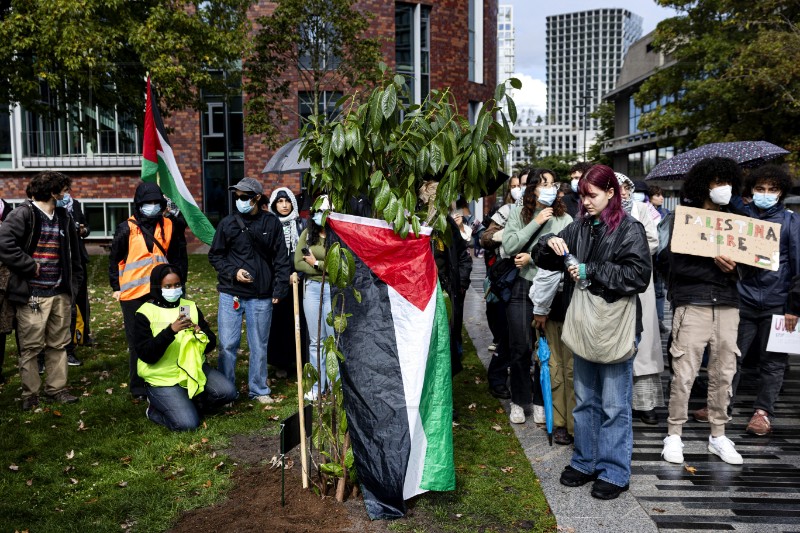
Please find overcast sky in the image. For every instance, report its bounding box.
[503,1,681,116]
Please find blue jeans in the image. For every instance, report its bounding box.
[571,355,634,488]
[217,292,273,398]
[303,280,335,395]
[145,364,237,431]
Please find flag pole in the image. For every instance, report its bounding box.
[292,273,309,489]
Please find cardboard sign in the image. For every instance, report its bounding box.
[671,205,781,271]
[766,314,800,355]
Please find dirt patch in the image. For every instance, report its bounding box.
[171,434,392,533]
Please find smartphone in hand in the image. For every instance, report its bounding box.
[179,305,191,320]
[302,247,311,256]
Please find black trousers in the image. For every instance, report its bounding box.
[486,298,511,388]
[120,296,149,396]
[505,277,542,406]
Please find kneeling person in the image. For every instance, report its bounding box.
[134,264,236,431]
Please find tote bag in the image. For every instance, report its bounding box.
[561,288,636,364]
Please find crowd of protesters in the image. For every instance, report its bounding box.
[1,157,798,495]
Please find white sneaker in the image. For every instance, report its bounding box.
[662,435,684,464]
[253,395,275,404]
[488,343,497,352]
[509,403,525,424]
[708,435,743,465]
[303,391,318,402]
[533,405,545,424]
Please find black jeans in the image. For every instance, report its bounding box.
[505,276,541,406]
[732,305,788,418]
[486,298,511,388]
[120,296,149,396]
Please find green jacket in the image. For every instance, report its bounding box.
[294,229,326,282]
[502,206,572,282]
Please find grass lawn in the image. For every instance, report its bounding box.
[0,255,555,532]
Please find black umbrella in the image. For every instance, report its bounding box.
[645,141,789,181]
[262,138,310,174]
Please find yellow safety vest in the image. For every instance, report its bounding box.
[118,217,173,301]
[136,299,207,397]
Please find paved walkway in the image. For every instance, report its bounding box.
[463,257,800,532]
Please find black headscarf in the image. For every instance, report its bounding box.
[149,263,183,308]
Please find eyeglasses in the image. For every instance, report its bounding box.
[235,194,255,201]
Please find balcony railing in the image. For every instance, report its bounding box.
[22,154,141,168]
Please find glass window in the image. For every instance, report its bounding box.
[395,3,431,104]
[0,110,11,169]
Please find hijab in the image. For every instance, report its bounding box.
[268,187,300,255]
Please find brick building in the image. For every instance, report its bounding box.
[0,0,497,242]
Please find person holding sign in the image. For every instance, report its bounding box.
[660,157,745,465]
[728,165,799,436]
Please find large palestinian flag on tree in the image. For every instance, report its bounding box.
[141,77,216,244]
[326,212,455,520]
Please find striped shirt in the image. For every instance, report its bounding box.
[30,207,64,296]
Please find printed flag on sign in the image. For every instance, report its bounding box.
[325,212,455,520]
[141,77,216,244]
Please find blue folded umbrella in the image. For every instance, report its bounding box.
[537,335,554,446]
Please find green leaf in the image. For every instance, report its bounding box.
[351,287,362,303]
[477,143,488,174]
[345,126,358,151]
[494,83,506,103]
[393,74,406,87]
[384,195,399,223]
[331,124,346,156]
[369,170,384,189]
[374,181,391,211]
[467,151,478,183]
[509,77,522,90]
[325,242,341,285]
[416,145,430,176]
[353,127,365,155]
[430,142,443,174]
[506,95,517,124]
[344,249,356,285]
[333,313,348,334]
[393,199,405,230]
[370,92,383,130]
[411,216,421,238]
[473,112,490,149]
[320,463,343,477]
[381,85,397,119]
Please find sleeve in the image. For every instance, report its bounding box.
[67,216,84,300]
[133,310,177,365]
[0,207,37,278]
[533,223,578,273]
[108,222,130,291]
[788,274,800,315]
[502,207,542,255]
[208,220,238,283]
[480,220,503,250]
[167,218,189,283]
[72,200,90,237]
[532,268,562,316]
[294,229,317,276]
[636,205,659,255]
[458,239,472,292]
[196,308,216,354]
[584,222,652,297]
[269,220,291,300]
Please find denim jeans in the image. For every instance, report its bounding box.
[145,364,237,431]
[732,305,787,418]
[217,292,273,398]
[571,355,634,488]
[304,280,336,395]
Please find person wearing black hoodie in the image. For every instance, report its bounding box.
[0,197,13,385]
[109,182,188,398]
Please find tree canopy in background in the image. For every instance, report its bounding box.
[637,0,800,158]
[244,0,383,149]
[0,0,252,119]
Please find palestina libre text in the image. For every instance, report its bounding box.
[685,214,778,251]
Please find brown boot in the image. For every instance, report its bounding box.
[692,405,709,422]
[746,409,771,436]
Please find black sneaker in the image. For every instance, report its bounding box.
[67,353,83,366]
[44,390,79,404]
[591,479,629,500]
[22,395,39,411]
[489,384,512,400]
[560,465,598,487]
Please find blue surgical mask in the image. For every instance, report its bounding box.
[571,178,579,193]
[537,186,557,207]
[312,212,323,226]
[161,288,182,303]
[56,193,70,207]
[632,192,646,203]
[236,198,254,214]
[141,203,161,217]
[753,192,779,210]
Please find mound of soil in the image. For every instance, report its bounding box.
[170,434,390,533]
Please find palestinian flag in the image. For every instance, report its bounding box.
[141,77,216,244]
[326,212,455,520]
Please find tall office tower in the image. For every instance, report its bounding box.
[546,9,642,159]
[497,4,515,171]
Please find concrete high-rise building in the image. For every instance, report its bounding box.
[497,4,514,172]
[545,8,642,159]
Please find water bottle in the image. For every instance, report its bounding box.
[564,253,591,290]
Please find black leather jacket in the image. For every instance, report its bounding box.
[534,214,651,333]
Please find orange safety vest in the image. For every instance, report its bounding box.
[118,217,173,301]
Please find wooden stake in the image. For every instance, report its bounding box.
[292,273,309,489]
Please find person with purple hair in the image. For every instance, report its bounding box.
[533,164,651,500]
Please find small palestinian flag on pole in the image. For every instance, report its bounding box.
[326,212,455,520]
[141,76,216,244]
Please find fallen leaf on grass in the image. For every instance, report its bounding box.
[213,462,225,471]
[202,480,212,488]
[77,420,87,431]
[118,481,128,488]
[66,450,74,459]
[455,513,463,518]
[119,383,128,388]
[105,388,113,395]
[473,376,483,385]
[684,465,697,475]
[69,478,79,484]
[452,421,460,427]
[9,464,19,471]
[491,425,503,432]
[202,421,207,429]
[495,408,505,414]
[556,526,576,533]
[478,464,487,469]
[52,410,62,417]
[201,437,209,444]
[26,479,33,486]
[120,456,131,464]
[64,466,74,473]
[500,466,514,474]
[268,415,279,421]
[262,405,275,411]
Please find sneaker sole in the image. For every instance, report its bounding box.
[707,444,743,465]
[662,453,684,464]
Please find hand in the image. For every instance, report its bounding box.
[514,253,531,269]
[112,290,121,301]
[453,213,463,228]
[170,315,193,333]
[547,237,569,257]
[35,263,41,278]
[533,314,548,331]
[534,208,554,226]
[714,255,736,273]
[567,264,581,282]
[786,314,798,332]
[79,224,87,237]
[303,254,317,267]
[272,297,280,304]
[290,272,299,284]
[236,269,254,283]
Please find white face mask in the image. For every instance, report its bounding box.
[141,203,161,217]
[632,192,646,203]
[709,184,732,206]
[236,198,254,214]
[571,178,579,193]
[509,187,522,201]
[312,212,323,226]
[161,288,182,303]
[537,186,558,207]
